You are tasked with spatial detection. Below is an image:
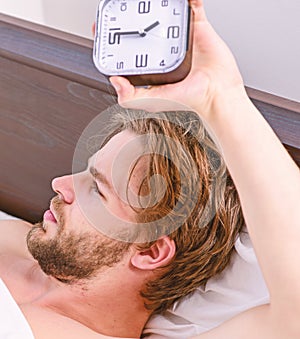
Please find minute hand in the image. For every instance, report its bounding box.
[144,21,160,33]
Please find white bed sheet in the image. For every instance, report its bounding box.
[0,210,19,220]
[0,211,34,338]
[0,278,34,339]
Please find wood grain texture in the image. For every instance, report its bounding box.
[0,57,114,221]
[1,14,299,223]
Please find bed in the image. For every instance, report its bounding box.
[1,13,300,224]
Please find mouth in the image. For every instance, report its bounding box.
[43,208,58,231]
[50,205,58,222]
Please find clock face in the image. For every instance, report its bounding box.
[94,0,190,76]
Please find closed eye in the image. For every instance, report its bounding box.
[92,181,105,198]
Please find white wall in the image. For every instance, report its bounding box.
[204,0,300,102]
[42,0,99,39]
[0,0,44,24]
[1,0,299,102]
[0,0,98,38]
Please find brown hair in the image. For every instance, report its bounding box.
[106,107,245,314]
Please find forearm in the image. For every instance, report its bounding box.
[201,87,300,307]
[192,303,300,339]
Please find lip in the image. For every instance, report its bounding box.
[50,204,58,222]
[43,209,57,223]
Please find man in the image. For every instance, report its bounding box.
[2,1,300,339]
[110,0,300,338]
[0,107,243,338]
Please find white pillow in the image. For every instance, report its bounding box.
[144,229,269,338]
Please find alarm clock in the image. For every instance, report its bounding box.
[93,0,193,86]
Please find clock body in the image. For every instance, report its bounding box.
[93,0,192,85]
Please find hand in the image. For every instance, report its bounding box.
[109,0,245,120]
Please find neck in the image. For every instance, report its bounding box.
[34,271,151,338]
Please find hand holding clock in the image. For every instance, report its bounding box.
[109,0,244,121]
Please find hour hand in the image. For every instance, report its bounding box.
[118,30,140,36]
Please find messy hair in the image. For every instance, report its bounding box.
[105,107,244,315]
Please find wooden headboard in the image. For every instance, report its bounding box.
[1,14,300,223]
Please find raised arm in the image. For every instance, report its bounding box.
[109,0,300,337]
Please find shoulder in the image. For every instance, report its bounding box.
[0,219,33,257]
[0,218,32,230]
[21,305,128,339]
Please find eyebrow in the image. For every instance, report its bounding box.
[89,166,112,192]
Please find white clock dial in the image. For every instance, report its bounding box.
[94,0,190,75]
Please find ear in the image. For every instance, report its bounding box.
[131,237,176,270]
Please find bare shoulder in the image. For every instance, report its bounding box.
[0,219,33,257]
[21,304,131,339]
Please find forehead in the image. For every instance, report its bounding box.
[91,129,143,167]
[90,129,147,196]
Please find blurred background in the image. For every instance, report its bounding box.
[1,0,299,102]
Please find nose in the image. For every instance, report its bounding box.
[52,174,75,204]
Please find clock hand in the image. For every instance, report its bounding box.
[139,21,160,37]
[112,22,160,40]
[118,30,140,36]
[144,21,160,33]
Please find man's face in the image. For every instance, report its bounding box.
[27,130,146,283]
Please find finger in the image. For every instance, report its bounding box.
[110,76,168,104]
[109,76,191,112]
[92,22,96,36]
[110,76,160,110]
[189,0,207,22]
[109,76,138,104]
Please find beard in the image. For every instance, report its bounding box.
[26,197,130,284]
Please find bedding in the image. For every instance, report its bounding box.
[144,229,269,338]
[0,211,19,220]
[0,278,34,338]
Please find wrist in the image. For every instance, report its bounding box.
[203,84,251,126]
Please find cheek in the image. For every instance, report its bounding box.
[72,196,107,231]
[72,186,136,239]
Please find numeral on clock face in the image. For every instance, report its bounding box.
[120,2,127,11]
[167,26,180,39]
[116,61,124,69]
[138,1,151,14]
[171,46,179,54]
[136,54,148,68]
[108,28,121,45]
